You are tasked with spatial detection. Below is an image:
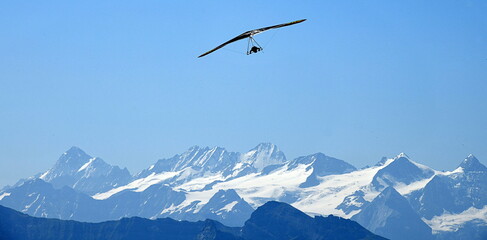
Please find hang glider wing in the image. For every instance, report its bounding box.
[198,31,253,58]
[250,19,307,36]
[198,19,306,58]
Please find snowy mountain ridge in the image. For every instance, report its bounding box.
[1,144,486,239]
[37,146,132,195]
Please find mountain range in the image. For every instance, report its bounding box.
[0,201,385,240]
[1,143,486,239]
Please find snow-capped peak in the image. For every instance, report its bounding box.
[241,143,286,171]
[33,148,134,195]
[57,146,92,168]
[392,153,431,172]
[459,154,486,172]
[371,153,435,191]
[253,142,277,151]
[39,147,92,182]
[396,152,410,159]
[60,146,91,165]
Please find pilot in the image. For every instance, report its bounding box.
[249,46,262,54]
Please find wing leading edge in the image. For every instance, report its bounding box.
[198,19,306,58]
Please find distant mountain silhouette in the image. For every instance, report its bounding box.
[0,201,385,240]
[242,201,386,240]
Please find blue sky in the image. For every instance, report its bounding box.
[1,1,486,187]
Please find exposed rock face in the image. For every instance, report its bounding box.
[352,187,433,240]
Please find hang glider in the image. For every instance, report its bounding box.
[198,19,306,58]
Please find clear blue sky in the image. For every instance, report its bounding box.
[1,1,486,187]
